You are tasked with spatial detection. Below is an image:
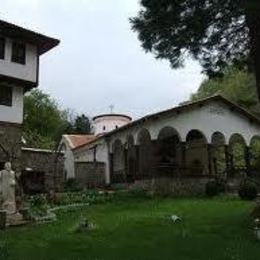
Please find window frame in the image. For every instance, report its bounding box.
[0,37,5,60]
[0,86,13,107]
[11,41,26,65]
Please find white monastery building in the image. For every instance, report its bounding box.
[60,113,132,180]
[72,95,260,192]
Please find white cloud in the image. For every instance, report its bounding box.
[1,0,204,118]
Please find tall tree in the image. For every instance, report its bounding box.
[130,0,260,98]
[191,68,260,116]
[23,89,70,149]
[72,114,91,134]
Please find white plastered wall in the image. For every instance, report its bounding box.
[109,101,260,146]
[0,86,24,124]
[75,100,260,184]
[93,115,131,136]
[0,38,38,83]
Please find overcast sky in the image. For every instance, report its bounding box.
[1,0,205,119]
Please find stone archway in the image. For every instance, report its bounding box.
[112,139,125,183]
[211,132,226,175]
[126,135,135,182]
[229,134,247,176]
[250,136,260,176]
[186,130,208,175]
[155,126,181,176]
[137,128,153,179]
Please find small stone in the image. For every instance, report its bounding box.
[171,215,182,223]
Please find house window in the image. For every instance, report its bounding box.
[0,38,5,60]
[11,42,26,64]
[0,86,13,106]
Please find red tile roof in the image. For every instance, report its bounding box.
[63,135,96,149]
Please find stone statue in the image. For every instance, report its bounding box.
[0,162,16,214]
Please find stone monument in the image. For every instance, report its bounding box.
[0,162,23,227]
[0,162,16,214]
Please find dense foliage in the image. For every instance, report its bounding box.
[131,0,260,97]
[191,68,260,116]
[23,89,69,149]
[238,180,258,200]
[71,114,91,135]
[205,179,225,197]
[190,68,260,172]
[23,89,92,149]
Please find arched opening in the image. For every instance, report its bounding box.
[126,135,136,182]
[155,127,181,176]
[229,134,246,175]
[250,136,260,175]
[112,139,125,183]
[211,132,226,175]
[137,129,152,179]
[186,130,208,175]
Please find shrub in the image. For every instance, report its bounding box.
[205,178,226,197]
[238,180,258,200]
[128,188,149,198]
[55,190,113,206]
[64,178,81,192]
[251,204,260,219]
[28,194,49,217]
[205,180,220,197]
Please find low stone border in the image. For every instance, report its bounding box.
[32,203,91,224]
[0,203,91,229]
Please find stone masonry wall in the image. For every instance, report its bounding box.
[0,122,22,171]
[75,162,106,188]
[21,149,64,192]
[131,177,212,196]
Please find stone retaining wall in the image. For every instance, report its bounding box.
[21,149,64,193]
[131,176,212,196]
[131,175,260,196]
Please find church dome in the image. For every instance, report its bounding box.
[93,114,132,136]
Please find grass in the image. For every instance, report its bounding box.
[0,197,259,260]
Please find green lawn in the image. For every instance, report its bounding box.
[0,197,259,260]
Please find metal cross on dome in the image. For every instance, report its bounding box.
[109,105,114,114]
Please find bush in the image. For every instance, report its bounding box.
[55,190,114,206]
[28,194,49,217]
[238,180,258,200]
[205,179,226,197]
[251,204,260,219]
[64,178,81,192]
[205,180,220,197]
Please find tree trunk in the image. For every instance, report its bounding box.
[245,1,260,99]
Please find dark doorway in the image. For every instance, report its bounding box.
[21,170,45,194]
[0,162,5,171]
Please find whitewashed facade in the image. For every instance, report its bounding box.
[93,114,132,136]
[0,40,38,84]
[74,96,260,184]
[0,86,24,124]
[0,19,59,169]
